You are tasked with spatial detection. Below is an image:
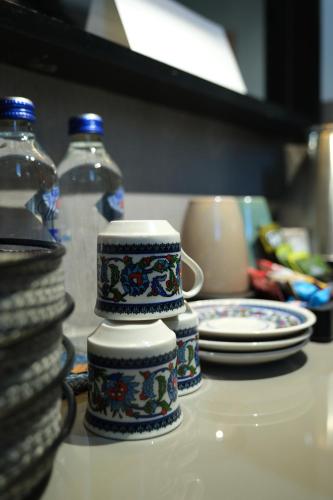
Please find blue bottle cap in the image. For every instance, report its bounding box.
[69,113,104,135]
[0,96,36,121]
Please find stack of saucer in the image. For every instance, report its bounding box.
[84,220,204,440]
[0,239,76,500]
[191,299,316,365]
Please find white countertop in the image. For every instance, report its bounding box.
[43,342,333,500]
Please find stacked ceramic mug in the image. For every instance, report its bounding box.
[84,220,204,440]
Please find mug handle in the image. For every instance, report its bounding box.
[181,250,204,299]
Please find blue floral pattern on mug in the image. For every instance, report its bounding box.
[88,359,178,419]
[102,373,140,417]
[121,262,150,296]
[175,327,202,394]
[167,369,178,403]
[177,337,199,379]
[97,253,181,304]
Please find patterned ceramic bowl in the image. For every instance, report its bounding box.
[164,302,202,396]
[85,319,183,440]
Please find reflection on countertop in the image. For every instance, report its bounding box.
[44,342,333,500]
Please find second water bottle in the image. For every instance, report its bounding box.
[58,113,124,340]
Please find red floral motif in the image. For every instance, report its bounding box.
[102,372,140,415]
[100,253,181,301]
[92,365,175,419]
[108,380,128,401]
[171,374,177,389]
[129,272,144,286]
[142,257,152,266]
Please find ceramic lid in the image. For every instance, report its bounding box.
[88,319,176,357]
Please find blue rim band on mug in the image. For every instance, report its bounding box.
[85,406,182,435]
[98,242,181,254]
[174,326,198,338]
[95,297,184,316]
[178,372,202,391]
[88,348,177,369]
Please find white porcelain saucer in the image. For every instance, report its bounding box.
[191,299,316,339]
[199,338,310,365]
[199,328,312,353]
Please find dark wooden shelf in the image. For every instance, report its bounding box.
[0,0,310,141]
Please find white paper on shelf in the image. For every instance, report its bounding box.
[87,0,247,94]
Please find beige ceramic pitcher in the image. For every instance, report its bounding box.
[181,196,249,297]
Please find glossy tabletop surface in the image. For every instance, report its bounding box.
[44,342,333,500]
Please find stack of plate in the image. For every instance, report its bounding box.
[190,299,316,365]
[0,239,76,500]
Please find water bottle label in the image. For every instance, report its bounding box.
[25,186,61,241]
[49,227,61,241]
[96,186,125,221]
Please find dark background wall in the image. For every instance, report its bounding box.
[0,62,285,196]
[321,0,333,121]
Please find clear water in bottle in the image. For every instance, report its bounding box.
[0,97,59,241]
[58,114,124,343]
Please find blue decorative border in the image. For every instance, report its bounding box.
[195,304,307,324]
[88,348,177,369]
[239,304,306,322]
[85,406,182,434]
[174,327,198,339]
[98,242,180,255]
[96,297,184,315]
[178,372,202,390]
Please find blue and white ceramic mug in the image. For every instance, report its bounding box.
[85,319,182,440]
[95,220,204,321]
[164,302,202,396]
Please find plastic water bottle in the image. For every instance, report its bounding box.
[0,96,59,241]
[58,113,124,342]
